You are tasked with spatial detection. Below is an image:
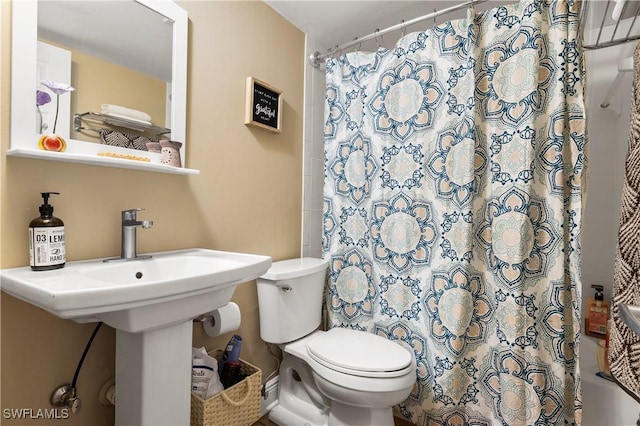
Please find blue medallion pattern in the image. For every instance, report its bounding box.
[338,206,369,248]
[324,85,344,139]
[423,266,494,356]
[427,119,487,207]
[369,59,445,142]
[560,39,582,97]
[338,49,387,84]
[446,58,475,117]
[495,289,538,349]
[432,355,481,406]
[379,275,421,321]
[329,133,377,205]
[394,32,429,58]
[370,193,437,273]
[480,348,564,425]
[440,211,474,262]
[327,249,378,322]
[490,126,536,185]
[322,198,337,256]
[539,279,579,365]
[433,20,473,58]
[380,143,425,190]
[324,0,586,423]
[539,106,586,196]
[493,6,521,29]
[344,88,366,131]
[475,25,555,127]
[476,187,561,290]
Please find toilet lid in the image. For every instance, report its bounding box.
[306,328,413,376]
[260,257,329,281]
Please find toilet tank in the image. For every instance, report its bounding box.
[257,258,329,344]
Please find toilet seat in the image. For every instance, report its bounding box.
[306,328,413,378]
[284,330,416,393]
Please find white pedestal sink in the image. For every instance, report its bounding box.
[0,248,272,426]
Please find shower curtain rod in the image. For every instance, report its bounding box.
[309,0,488,67]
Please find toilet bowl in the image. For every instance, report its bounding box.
[257,258,416,426]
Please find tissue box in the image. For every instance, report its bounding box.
[190,349,262,426]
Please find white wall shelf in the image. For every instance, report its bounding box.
[7,147,200,175]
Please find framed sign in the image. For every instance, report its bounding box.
[245,76,282,133]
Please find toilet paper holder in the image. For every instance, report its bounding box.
[194,313,213,322]
[194,302,242,337]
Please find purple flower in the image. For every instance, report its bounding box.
[40,80,75,95]
[39,80,75,134]
[36,90,51,107]
[36,90,52,133]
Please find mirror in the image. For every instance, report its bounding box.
[10,0,194,174]
[38,1,173,142]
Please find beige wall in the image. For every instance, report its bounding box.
[0,1,304,424]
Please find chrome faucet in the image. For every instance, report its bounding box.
[104,208,153,262]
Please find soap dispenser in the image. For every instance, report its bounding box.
[29,192,65,271]
[585,284,609,337]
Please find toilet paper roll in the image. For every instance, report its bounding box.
[202,302,241,337]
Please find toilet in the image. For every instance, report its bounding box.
[257,258,416,426]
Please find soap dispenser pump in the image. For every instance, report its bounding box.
[585,284,609,337]
[29,192,65,271]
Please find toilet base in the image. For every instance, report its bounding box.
[268,350,405,426]
[269,404,327,426]
[329,402,394,426]
[269,401,393,426]
[269,354,329,426]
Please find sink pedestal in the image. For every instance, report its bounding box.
[0,248,272,425]
[115,321,192,426]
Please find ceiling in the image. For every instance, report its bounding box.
[264,0,511,53]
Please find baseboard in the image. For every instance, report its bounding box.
[260,376,279,418]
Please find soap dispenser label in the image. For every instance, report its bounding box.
[29,226,65,266]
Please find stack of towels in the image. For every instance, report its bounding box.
[100,129,156,151]
[101,104,153,125]
[98,104,158,151]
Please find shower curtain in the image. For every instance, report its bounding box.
[322,0,586,424]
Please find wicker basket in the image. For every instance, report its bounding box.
[190,349,262,426]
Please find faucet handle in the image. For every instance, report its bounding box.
[121,208,145,220]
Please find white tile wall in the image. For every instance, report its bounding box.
[302,37,328,258]
[582,46,630,309]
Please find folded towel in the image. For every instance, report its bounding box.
[103,112,152,126]
[101,104,152,123]
[99,129,157,151]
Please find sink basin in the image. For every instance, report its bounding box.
[0,248,272,332]
[1,248,272,426]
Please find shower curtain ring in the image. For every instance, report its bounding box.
[401,19,406,37]
[331,44,339,59]
[375,29,383,48]
[433,8,437,25]
[353,37,362,53]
